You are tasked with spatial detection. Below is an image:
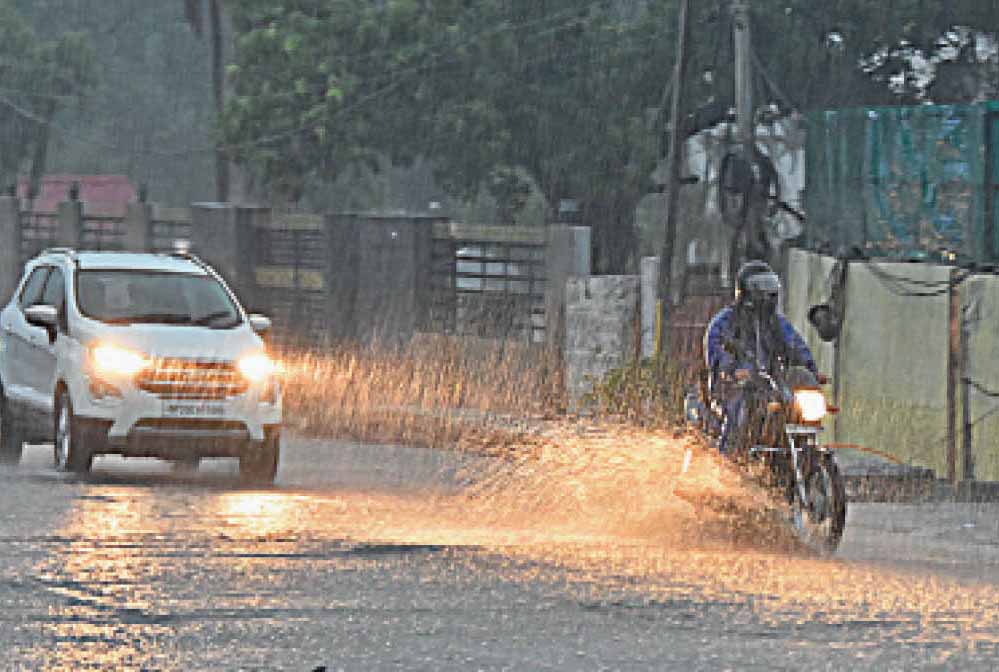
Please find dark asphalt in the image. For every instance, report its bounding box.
[1,436,999,670]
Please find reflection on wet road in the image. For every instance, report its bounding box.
[3,434,999,670]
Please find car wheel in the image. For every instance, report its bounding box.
[239,430,279,485]
[54,392,92,474]
[0,387,24,465]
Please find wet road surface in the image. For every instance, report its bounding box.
[3,435,999,670]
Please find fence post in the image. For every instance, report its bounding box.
[124,201,152,252]
[56,187,82,248]
[0,196,21,303]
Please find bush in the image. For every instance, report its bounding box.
[582,355,689,426]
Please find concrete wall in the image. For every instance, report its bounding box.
[785,249,957,478]
[564,275,639,404]
[960,275,999,480]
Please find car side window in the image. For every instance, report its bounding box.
[19,267,50,309]
[41,268,66,312]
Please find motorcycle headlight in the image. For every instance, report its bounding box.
[238,353,277,382]
[91,344,150,378]
[794,389,827,422]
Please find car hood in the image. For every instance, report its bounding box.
[79,323,265,361]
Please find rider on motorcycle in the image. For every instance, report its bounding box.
[704,260,818,454]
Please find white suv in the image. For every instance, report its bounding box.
[0,248,282,483]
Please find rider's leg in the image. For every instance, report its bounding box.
[718,393,745,454]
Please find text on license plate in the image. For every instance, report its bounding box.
[163,402,226,418]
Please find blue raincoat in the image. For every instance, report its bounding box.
[703,306,817,453]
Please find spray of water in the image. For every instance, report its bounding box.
[279,339,803,552]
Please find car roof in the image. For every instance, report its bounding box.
[40,251,209,275]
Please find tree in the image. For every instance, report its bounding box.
[0,1,94,194]
[223,1,674,271]
[185,0,233,201]
[218,0,999,271]
[14,0,216,205]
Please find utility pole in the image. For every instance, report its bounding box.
[946,269,959,484]
[730,0,766,273]
[961,307,973,481]
[654,0,691,357]
[732,0,753,153]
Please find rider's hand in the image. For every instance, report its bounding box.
[734,368,751,382]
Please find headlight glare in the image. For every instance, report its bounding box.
[91,344,150,378]
[238,353,277,382]
[794,389,827,422]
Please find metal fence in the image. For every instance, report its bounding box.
[8,200,554,348]
[431,223,547,343]
[18,211,59,264]
[80,215,127,251]
[252,213,329,346]
[150,207,192,254]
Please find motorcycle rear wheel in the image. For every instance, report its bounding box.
[790,458,847,555]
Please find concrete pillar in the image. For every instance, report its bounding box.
[564,275,641,406]
[326,213,359,342]
[191,203,259,311]
[545,225,591,341]
[123,202,152,252]
[0,196,21,304]
[640,257,660,359]
[543,225,592,402]
[57,199,82,248]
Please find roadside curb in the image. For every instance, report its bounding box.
[845,474,999,503]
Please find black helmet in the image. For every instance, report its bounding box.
[734,260,780,313]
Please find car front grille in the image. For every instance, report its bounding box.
[136,359,248,400]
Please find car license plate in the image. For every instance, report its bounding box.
[162,401,226,418]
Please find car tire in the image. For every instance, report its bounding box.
[54,392,93,474]
[0,387,24,465]
[239,429,280,485]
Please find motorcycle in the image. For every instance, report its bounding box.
[684,329,847,555]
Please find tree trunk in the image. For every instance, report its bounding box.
[209,0,229,202]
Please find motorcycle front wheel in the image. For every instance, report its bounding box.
[790,457,847,555]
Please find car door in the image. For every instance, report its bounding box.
[24,266,65,413]
[3,266,50,413]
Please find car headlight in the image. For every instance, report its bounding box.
[238,353,277,382]
[794,389,827,422]
[91,344,150,378]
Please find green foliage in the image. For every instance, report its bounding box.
[582,355,688,427]
[223,1,673,269]
[0,0,95,190]
[10,1,216,204]
[218,0,999,262]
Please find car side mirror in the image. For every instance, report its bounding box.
[25,304,58,329]
[248,314,272,334]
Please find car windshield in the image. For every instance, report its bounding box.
[76,270,242,328]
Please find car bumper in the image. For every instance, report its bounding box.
[71,374,282,456]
